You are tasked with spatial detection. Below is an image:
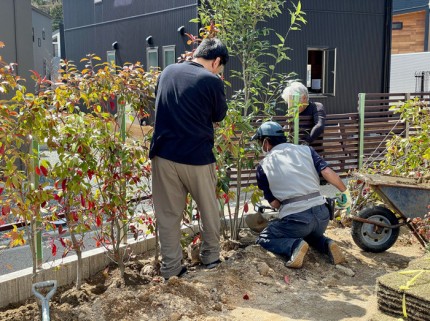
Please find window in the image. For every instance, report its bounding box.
[392,22,403,30]
[147,47,159,70]
[42,29,45,40]
[38,38,41,47]
[162,45,176,69]
[107,50,116,65]
[32,28,34,42]
[43,58,47,77]
[307,47,336,96]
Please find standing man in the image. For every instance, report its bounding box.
[282,81,326,147]
[149,38,229,279]
[251,121,351,268]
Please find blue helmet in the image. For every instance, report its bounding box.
[251,121,285,140]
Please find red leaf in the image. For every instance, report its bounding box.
[41,201,47,208]
[0,144,5,155]
[2,205,10,216]
[222,193,229,204]
[192,234,200,245]
[244,202,249,213]
[61,179,67,191]
[35,166,41,176]
[77,145,83,154]
[80,194,85,207]
[51,244,57,256]
[40,165,48,176]
[95,240,101,247]
[96,216,102,227]
[243,294,249,300]
[58,225,66,235]
[0,187,4,194]
[54,194,61,201]
[109,101,115,111]
[59,237,66,247]
[72,212,78,222]
[87,170,94,180]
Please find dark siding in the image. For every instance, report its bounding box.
[393,0,427,13]
[262,0,390,114]
[63,0,198,67]
[63,0,390,115]
[64,0,197,29]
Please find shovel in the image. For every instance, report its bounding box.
[32,280,57,321]
[245,210,269,233]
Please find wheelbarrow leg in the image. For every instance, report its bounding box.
[32,280,57,321]
[406,219,428,248]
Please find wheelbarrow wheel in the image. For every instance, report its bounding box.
[351,206,400,253]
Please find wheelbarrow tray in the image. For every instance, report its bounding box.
[355,173,430,220]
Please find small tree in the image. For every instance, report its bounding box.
[0,44,56,276]
[43,56,157,283]
[198,0,306,239]
[1,43,157,286]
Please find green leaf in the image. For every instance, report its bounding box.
[275,33,285,44]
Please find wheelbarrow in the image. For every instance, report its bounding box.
[350,173,430,252]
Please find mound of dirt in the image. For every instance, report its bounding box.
[0,226,426,321]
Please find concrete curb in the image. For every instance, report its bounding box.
[0,225,197,309]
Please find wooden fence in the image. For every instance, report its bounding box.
[228,92,430,188]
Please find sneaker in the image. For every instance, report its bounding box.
[285,240,309,269]
[205,259,222,270]
[328,241,346,265]
[165,266,187,280]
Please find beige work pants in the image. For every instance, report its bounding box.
[151,156,221,278]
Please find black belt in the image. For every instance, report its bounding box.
[281,192,321,205]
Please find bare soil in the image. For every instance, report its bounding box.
[0,225,426,321]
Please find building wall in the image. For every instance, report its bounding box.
[264,0,391,114]
[390,52,430,92]
[0,0,34,84]
[32,7,53,80]
[63,0,391,114]
[392,11,426,54]
[63,0,198,68]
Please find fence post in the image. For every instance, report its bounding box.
[31,138,43,268]
[119,102,127,244]
[293,94,300,144]
[358,93,366,169]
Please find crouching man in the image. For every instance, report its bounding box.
[251,121,351,268]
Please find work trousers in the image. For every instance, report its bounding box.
[151,156,221,278]
[256,204,332,260]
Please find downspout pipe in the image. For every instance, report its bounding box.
[382,0,393,93]
[425,0,430,51]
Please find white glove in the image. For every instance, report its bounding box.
[337,190,351,208]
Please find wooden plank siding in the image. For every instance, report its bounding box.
[228,93,430,189]
[392,11,426,54]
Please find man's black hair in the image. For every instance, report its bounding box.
[259,135,287,147]
[193,38,229,65]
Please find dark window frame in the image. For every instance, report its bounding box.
[392,22,403,30]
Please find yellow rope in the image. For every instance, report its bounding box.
[397,269,430,318]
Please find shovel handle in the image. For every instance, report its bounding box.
[32,280,58,301]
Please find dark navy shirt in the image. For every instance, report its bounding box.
[149,61,227,165]
[256,146,328,203]
[300,101,326,144]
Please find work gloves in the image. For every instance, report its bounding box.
[337,189,351,209]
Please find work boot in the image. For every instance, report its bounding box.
[327,241,346,265]
[285,240,309,269]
